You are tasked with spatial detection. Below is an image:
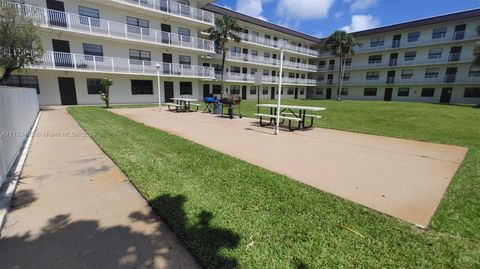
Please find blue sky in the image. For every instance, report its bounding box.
[213,0,480,38]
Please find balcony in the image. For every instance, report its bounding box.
[28,51,215,79]
[233,31,319,57]
[222,52,317,71]
[317,75,479,86]
[318,54,473,72]
[90,0,214,26]
[220,73,317,86]
[4,1,214,53]
[318,29,480,58]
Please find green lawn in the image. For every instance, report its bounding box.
[68,101,480,268]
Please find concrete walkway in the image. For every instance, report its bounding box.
[0,108,200,269]
[112,108,467,227]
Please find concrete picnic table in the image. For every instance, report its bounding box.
[168,98,201,112]
[256,104,326,131]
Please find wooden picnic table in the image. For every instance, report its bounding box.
[256,104,326,131]
[168,98,201,112]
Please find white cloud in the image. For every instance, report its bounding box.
[345,0,378,12]
[334,11,344,18]
[235,0,268,20]
[341,14,380,32]
[277,0,335,19]
[313,31,324,38]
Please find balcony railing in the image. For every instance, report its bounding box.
[3,1,214,53]
[108,0,214,25]
[224,52,317,71]
[319,29,480,58]
[317,75,479,86]
[318,54,473,72]
[221,72,317,86]
[233,31,319,57]
[29,51,215,79]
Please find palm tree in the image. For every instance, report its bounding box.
[324,30,357,101]
[207,15,241,98]
[474,24,480,66]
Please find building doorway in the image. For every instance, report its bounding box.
[326,88,332,99]
[440,88,452,103]
[58,77,77,105]
[384,88,393,101]
[164,81,174,102]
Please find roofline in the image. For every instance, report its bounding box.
[202,4,322,44]
[337,8,480,39]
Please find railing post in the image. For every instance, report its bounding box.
[111,58,114,72]
[72,53,77,69]
[125,24,128,38]
[88,17,92,32]
[66,12,71,30]
[128,60,131,73]
[142,61,145,74]
[93,56,97,71]
[140,28,143,40]
[107,21,111,36]
[155,30,158,43]
[43,7,49,25]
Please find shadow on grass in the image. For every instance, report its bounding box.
[142,194,241,269]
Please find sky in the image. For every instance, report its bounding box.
[212,0,480,38]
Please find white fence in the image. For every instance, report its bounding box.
[0,86,39,187]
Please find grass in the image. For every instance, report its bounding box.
[68,101,480,268]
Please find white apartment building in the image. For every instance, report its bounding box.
[2,1,480,105]
[312,9,480,104]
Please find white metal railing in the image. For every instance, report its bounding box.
[234,31,319,57]
[317,75,479,86]
[108,0,214,24]
[318,54,473,72]
[222,52,317,71]
[220,72,317,86]
[3,1,214,53]
[319,29,480,58]
[29,51,215,78]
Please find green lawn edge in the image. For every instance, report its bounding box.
[68,105,479,268]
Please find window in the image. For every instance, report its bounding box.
[263,69,269,76]
[212,85,221,94]
[343,72,350,81]
[316,89,323,95]
[366,71,380,80]
[404,51,417,61]
[428,48,443,59]
[370,37,385,47]
[401,70,413,79]
[368,55,382,64]
[250,68,257,75]
[83,43,103,60]
[398,87,410,97]
[288,72,295,78]
[230,46,241,54]
[340,88,348,96]
[129,49,151,62]
[251,50,258,57]
[262,86,268,95]
[345,58,352,66]
[408,31,420,42]
[127,16,149,35]
[131,80,153,95]
[250,86,256,95]
[78,6,100,26]
[421,88,435,97]
[5,75,40,94]
[180,82,193,95]
[300,89,305,95]
[364,88,377,96]
[469,66,480,77]
[464,87,480,97]
[86,78,105,94]
[178,27,191,42]
[287,87,294,95]
[264,52,270,58]
[230,85,240,94]
[179,55,191,65]
[231,66,241,73]
[432,27,447,39]
[425,68,439,78]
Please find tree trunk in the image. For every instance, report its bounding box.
[336,56,343,101]
[1,66,17,85]
[220,42,227,99]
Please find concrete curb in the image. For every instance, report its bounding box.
[0,111,42,235]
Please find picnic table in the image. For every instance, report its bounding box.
[167,98,201,112]
[256,104,326,131]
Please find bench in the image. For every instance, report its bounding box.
[166,103,182,111]
[255,113,301,131]
[281,112,321,128]
[189,103,201,111]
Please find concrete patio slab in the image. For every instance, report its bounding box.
[112,108,468,227]
[0,107,200,269]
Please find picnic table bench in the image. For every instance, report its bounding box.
[168,98,200,112]
[256,104,325,131]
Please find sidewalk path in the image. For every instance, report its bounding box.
[112,108,467,227]
[0,108,200,269]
